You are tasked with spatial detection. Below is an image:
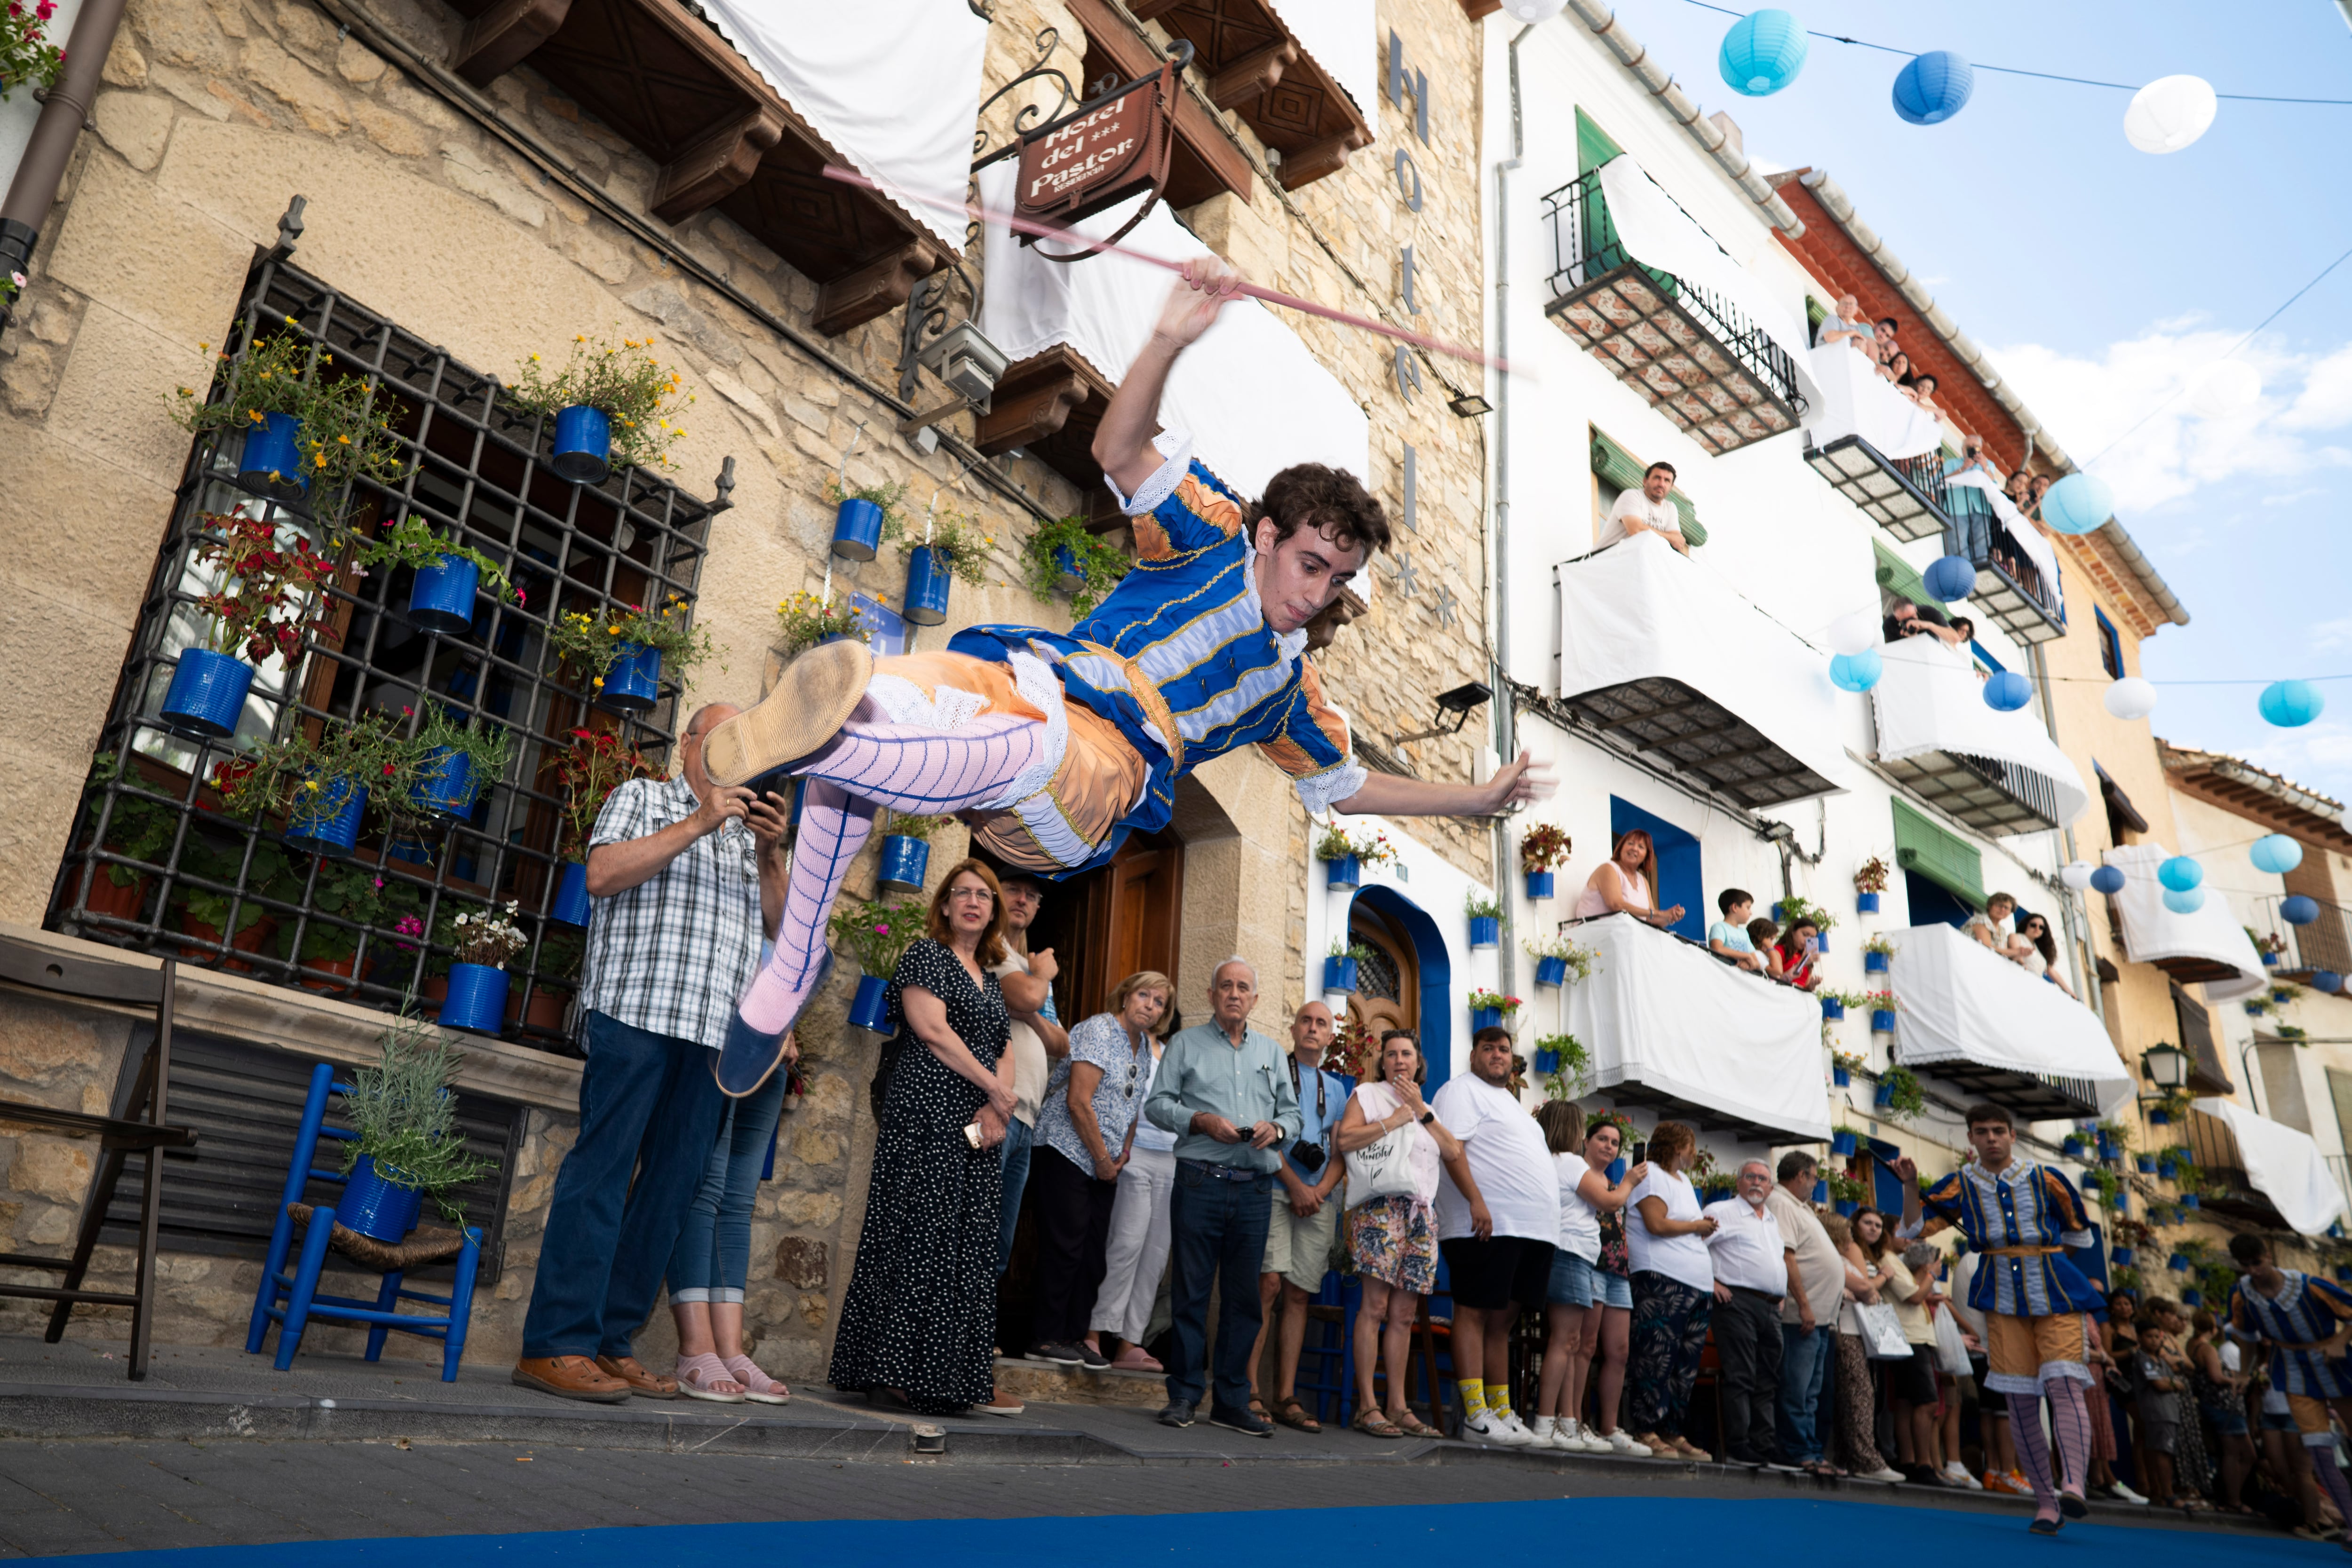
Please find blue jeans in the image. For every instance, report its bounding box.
[1165,1161,1273,1416]
[665,1066,788,1300]
[997,1115,1034,1276]
[522,1011,725,1359]
[1778,1323,1835,1463]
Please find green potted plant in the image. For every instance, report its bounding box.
[171,321,407,510]
[171,834,298,970]
[345,512,524,637]
[224,707,415,857]
[1825,1169,1867,1215]
[156,510,344,738]
[1317,824,1395,892]
[1023,514,1132,618]
[544,726,658,926]
[1830,1047,1868,1085]
[69,753,178,923]
[1519,823,1572,900]
[404,702,514,822]
[1875,1062,1924,1120]
[1853,856,1889,912]
[334,1012,500,1239]
[887,505,996,626]
[829,895,930,1037]
[775,587,874,662]
[825,476,908,562]
[1776,893,1837,942]
[439,900,529,1035]
[1324,940,1376,995]
[1524,932,1599,988]
[1467,989,1520,1031]
[546,594,719,714]
[278,859,421,990]
[506,329,694,483]
[1862,930,1896,974]
[1532,1032,1589,1098]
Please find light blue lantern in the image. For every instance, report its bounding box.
[2041,472,2114,535]
[2157,855,2203,893]
[2163,886,2206,915]
[1924,555,1976,602]
[2251,834,2305,875]
[1718,9,1808,96]
[2090,865,2126,895]
[2259,679,2325,728]
[1830,647,1882,693]
[2284,895,2320,926]
[1983,671,2033,712]
[2316,970,2344,994]
[1892,51,1973,125]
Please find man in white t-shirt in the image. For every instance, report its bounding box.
[1595,460,1688,555]
[1766,1151,1845,1473]
[1431,1026,1557,1446]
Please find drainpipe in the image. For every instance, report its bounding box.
[1492,24,1531,1001]
[0,0,132,333]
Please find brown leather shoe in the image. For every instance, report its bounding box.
[596,1353,679,1399]
[513,1355,631,1404]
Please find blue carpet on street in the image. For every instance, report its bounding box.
[61,1497,2301,1565]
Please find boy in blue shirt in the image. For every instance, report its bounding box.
[1708,889,1767,973]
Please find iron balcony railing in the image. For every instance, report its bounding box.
[2252,892,2352,976]
[1942,500,2066,641]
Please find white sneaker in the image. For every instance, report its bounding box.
[1942,1462,1984,1490]
[1495,1409,1539,1446]
[1603,1428,1652,1457]
[2108,1481,2149,1505]
[1460,1409,1532,1446]
[1858,1465,1908,1484]
[1529,1415,1562,1449]
[1559,1418,1608,1453]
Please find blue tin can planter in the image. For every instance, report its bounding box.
[1468,916,1500,950]
[1323,955,1359,994]
[2245,1001,2266,1017]
[1470,1006,1503,1031]
[902,546,952,626]
[408,746,477,819]
[159,647,254,738]
[599,641,660,713]
[285,777,367,857]
[1812,1180,1828,1204]
[2167,1253,2190,1273]
[1820,997,1845,1021]
[2062,1135,2087,1158]
[549,860,591,927]
[550,404,612,484]
[2262,950,2280,966]
[1864,950,1889,974]
[1832,1065,1851,1086]
[1834,1199,1859,1218]
[2112,1247,2135,1267]
[2148,1109,2171,1125]
[438,962,510,1034]
[2180,1193,2201,1210]
[2135,1154,2157,1173]
[2336,1265,2352,1283]
[2273,988,2292,1004]
[831,497,884,562]
[407,554,481,636]
[1856,892,1881,914]
[335,1154,424,1243]
[847,973,892,1037]
[1870,1009,1896,1033]
[2180,1287,2203,1308]
[1831,1131,1857,1156]
[1534,955,1569,987]
[1874,1080,1896,1108]
[237,412,308,500]
[1606,1156,1628,1183]
[1532,1047,1559,1074]
[1525,871,1556,901]
[1052,544,1086,594]
[1324,855,1360,892]
[876,835,930,896]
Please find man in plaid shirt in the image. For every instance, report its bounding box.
[514,703,792,1404]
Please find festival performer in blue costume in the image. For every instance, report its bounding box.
[1895,1101,2101,1534]
[698,256,1553,1099]
[2225,1231,2352,1545]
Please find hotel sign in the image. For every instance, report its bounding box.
[1016,59,1180,261]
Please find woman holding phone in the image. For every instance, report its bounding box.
[1530,1102,1649,1452]
[1333,1029,1463,1438]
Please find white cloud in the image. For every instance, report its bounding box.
[2312,618,2352,653]
[2240,721,2352,803]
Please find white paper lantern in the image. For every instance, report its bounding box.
[1828,608,1882,657]
[2189,360,2261,417]
[2124,75,2217,154]
[2103,676,2159,721]
[2061,862,2094,892]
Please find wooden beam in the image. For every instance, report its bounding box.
[974,349,1097,456]
[1062,0,1254,206]
[1128,0,1182,18]
[1209,39,1296,111]
[650,106,787,224]
[1278,127,1369,190]
[448,0,573,87]
[811,238,945,338]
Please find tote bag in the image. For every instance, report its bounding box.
[1344,1085,1422,1204]
[1854,1301,1914,1361]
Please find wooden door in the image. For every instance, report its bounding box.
[1345,904,1419,1065]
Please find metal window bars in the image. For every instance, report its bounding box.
[51,248,732,1056]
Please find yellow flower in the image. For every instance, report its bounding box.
[607,626,621,636]
[177,387,192,397]
[314,454,329,468]
[337,433,351,445]
[593,676,604,688]
[575,334,586,343]
[304,780,321,792]
[530,353,541,363]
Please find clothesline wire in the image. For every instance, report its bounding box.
[1676,1,2352,103]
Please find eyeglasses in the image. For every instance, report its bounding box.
[946,887,996,903]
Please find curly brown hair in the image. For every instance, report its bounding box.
[1258,463,1392,557]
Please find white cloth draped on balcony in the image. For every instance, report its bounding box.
[2193,1098,2349,1236]
[976,163,1371,498]
[1560,912,1832,1142]
[697,0,989,253]
[2101,842,2268,1000]
[1888,922,2132,1114]
[1267,0,1378,119]
[1555,531,1851,795]
[1944,468,2059,586]
[1594,155,1825,420]
[1804,345,1941,460]
[1869,638,2089,825]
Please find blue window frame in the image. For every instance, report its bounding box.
[2094,607,2124,681]
[1609,796,1702,942]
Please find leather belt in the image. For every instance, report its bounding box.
[1179,1157,1265,1181]
[1985,1245,2063,1259]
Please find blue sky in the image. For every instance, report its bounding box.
[1606,0,2352,807]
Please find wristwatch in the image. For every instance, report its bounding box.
[1418,1111,1435,1125]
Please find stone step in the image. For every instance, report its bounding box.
[991,1354,1164,1408]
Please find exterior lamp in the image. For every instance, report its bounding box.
[2141,1041,2189,1091]
[1448,391,1493,418]
[1392,681,1493,747]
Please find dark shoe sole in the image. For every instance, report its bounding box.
[2059,1493,2090,1520]
[1158,1408,1195,1428]
[1208,1413,1276,1439]
[1029,1346,1084,1366]
[703,639,872,787]
[2028,1518,2062,1536]
[714,951,833,1099]
[510,1367,630,1404]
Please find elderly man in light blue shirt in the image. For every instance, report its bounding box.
[1141,957,1299,1436]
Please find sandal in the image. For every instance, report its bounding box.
[1393,1410,1439,1438]
[723,1354,790,1406]
[1273,1396,1322,1434]
[1352,1409,1403,1439]
[675,1353,747,1404]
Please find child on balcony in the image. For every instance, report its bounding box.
[1708,890,1768,974]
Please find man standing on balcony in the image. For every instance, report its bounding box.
[693,255,1552,1097]
[1595,461,1687,555]
[1896,1103,2102,1534]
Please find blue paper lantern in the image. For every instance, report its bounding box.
[2090,865,2126,895]
[2316,971,2344,994]
[2040,472,2114,536]
[2157,855,2203,893]
[1719,9,1808,96]
[2284,894,2321,926]
[2163,886,2206,915]
[1983,671,2033,712]
[1830,647,1882,692]
[1924,554,1976,602]
[2259,679,2325,728]
[1892,50,1973,125]
[2251,834,2305,875]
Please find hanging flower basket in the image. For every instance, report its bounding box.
[1874,1079,1897,1108]
[1325,854,1360,892]
[237,411,309,501]
[1832,1064,1850,1086]
[1864,949,1890,974]
[1831,1130,1857,1156]
[1820,996,1845,1022]
[1871,1009,1896,1033]
[1053,544,1086,593]
[2062,1134,2088,1158]
[335,1154,425,1243]
[285,776,368,857]
[2135,1154,2157,1174]
[832,495,886,562]
[2112,1247,2136,1267]
[549,404,612,483]
[847,973,892,1038]
[1469,915,1500,950]
[902,545,953,626]
[409,746,477,820]
[549,860,591,927]
[160,648,256,738]
[1835,1198,1859,1217]
[1534,955,1569,987]
[2180,1193,2201,1210]
[1525,871,1556,900]
[1856,892,1881,914]
[877,834,931,896]
[1470,1007,1503,1031]
[407,554,482,636]
[1323,954,1359,994]
[600,641,661,713]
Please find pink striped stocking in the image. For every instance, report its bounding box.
[2009,1392,2058,1516]
[2045,1377,2091,1498]
[2311,1437,2352,1540]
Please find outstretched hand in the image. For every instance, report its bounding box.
[1151,257,1245,352]
[1486,750,1555,813]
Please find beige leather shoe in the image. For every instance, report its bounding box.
[702,638,873,787]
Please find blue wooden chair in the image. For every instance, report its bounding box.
[245,1062,481,1380]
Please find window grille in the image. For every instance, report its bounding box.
[50,246,733,1059]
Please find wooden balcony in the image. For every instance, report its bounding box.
[1131,0,1372,190]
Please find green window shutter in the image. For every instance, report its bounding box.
[1806,295,1828,331]
[1591,428,1706,547]
[1576,108,1625,176]
[1873,539,1935,611]
[1892,798,1986,910]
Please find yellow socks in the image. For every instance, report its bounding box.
[1458,1378,1487,1419]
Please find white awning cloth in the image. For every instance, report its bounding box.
[1945,467,2060,586]
[2101,842,2268,1000]
[1560,913,1832,1142]
[976,162,1370,498]
[697,0,989,253]
[1268,0,1377,121]
[1870,637,2089,827]
[1594,155,1824,420]
[2194,1098,2350,1237]
[1888,923,2132,1115]
[1805,345,1942,460]
[1556,532,1851,796]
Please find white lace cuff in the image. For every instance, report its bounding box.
[1102,430,1194,517]
[1294,761,1368,817]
